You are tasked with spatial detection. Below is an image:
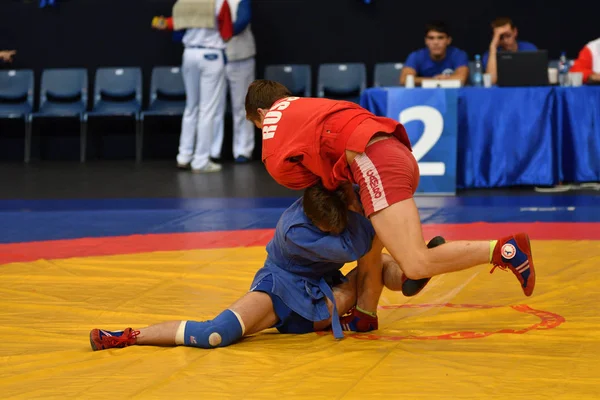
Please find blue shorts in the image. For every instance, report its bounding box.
[251,274,315,334]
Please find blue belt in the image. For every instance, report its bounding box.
[317,278,344,339]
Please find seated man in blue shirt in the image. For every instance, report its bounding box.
[89,185,443,351]
[483,17,537,85]
[400,21,469,87]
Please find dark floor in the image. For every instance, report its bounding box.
[0,160,299,200]
[0,160,598,200]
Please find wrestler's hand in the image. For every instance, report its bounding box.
[340,307,378,332]
[348,197,363,215]
[341,183,364,215]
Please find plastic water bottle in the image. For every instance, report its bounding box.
[558,52,569,86]
[473,54,483,87]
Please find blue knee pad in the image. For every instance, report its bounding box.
[184,309,243,349]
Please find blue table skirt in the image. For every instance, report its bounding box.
[360,86,600,189]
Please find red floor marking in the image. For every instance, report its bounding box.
[1,222,599,264]
[318,303,566,341]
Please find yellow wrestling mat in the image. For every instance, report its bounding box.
[1,241,599,399]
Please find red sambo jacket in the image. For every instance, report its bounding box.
[261,97,412,191]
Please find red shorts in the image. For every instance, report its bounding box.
[349,137,419,217]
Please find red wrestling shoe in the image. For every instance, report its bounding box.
[89,327,139,351]
[491,233,536,297]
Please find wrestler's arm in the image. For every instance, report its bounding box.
[354,234,385,315]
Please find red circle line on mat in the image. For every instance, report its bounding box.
[318,303,566,341]
[1,221,599,264]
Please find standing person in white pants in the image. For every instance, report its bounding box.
[152,0,237,173]
[211,0,256,163]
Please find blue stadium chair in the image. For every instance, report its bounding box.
[264,64,312,97]
[85,67,142,162]
[373,62,403,87]
[317,63,366,104]
[145,66,185,115]
[28,68,88,162]
[0,69,34,162]
[140,66,186,161]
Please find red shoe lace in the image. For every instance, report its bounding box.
[489,263,508,274]
[104,329,140,348]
